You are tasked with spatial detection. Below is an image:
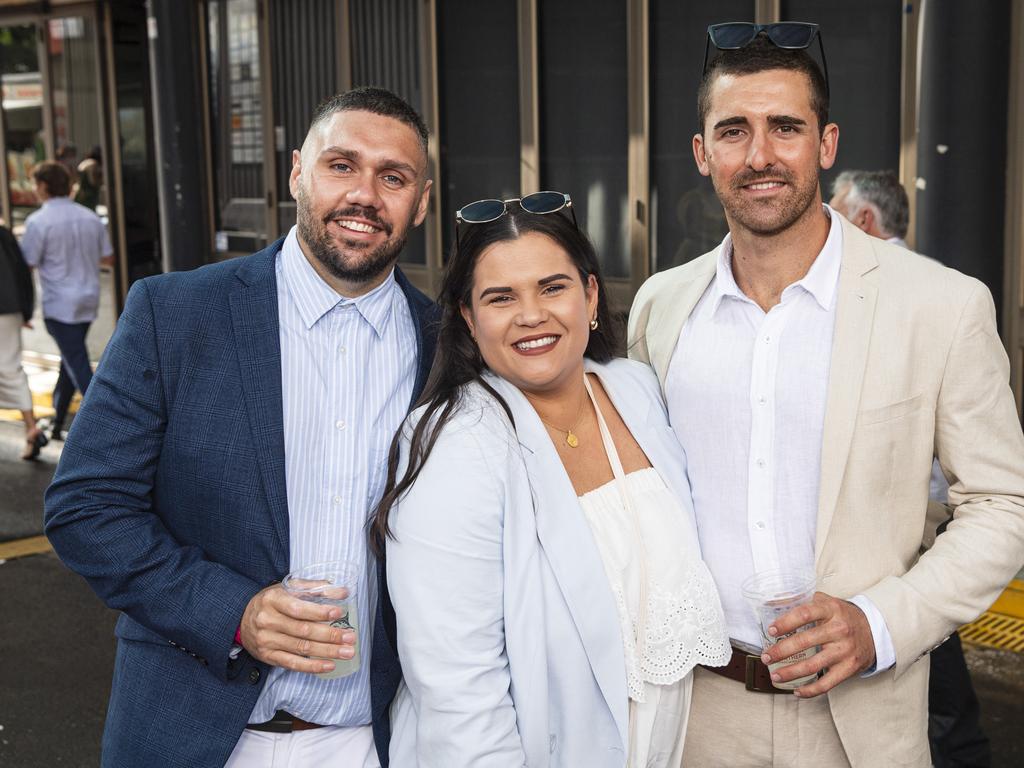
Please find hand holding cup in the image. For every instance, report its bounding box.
[760,591,876,697]
[240,561,359,677]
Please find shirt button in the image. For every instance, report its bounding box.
[758,395,767,405]
[754,520,766,530]
[339,346,346,354]
[763,335,771,343]
[335,420,346,430]
[333,495,342,505]
[756,459,766,469]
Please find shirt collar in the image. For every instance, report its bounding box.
[280,226,397,336]
[709,204,843,315]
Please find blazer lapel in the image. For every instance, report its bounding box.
[394,267,440,408]
[647,252,717,388]
[230,247,290,561]
[815,222,879,560]
[486,374,629,749]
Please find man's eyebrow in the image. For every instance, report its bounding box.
[712,116,749,131]
[767,114,807,127]
[319,146,417,176]
[320,146,358,160]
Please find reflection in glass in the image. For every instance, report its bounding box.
[0,24,43,229]
[538,0,629,277]
[649,1,742,272]
[48,17,104,215]
[207,0,267,254]
[781,0,901,193]
[437,1,519,258]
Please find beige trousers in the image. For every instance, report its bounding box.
[0,313,31,411]
[682,666,852,768]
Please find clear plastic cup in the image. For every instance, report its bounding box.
[282,560,360,679]
[741,568,819,690]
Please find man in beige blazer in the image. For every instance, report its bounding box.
[628,28,1024,767]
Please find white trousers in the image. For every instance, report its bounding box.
[0,313,31,411]
[224,724,380,768]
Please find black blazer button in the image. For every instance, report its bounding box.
[248,668,261,684]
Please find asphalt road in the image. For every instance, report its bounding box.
[1,419,1021,766]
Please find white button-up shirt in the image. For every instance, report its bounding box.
[20,197,113,324]
[248,227,417,725]
[665,207,893,670]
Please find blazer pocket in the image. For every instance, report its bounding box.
[858,393,924,426]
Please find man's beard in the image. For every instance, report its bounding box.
[714,166,820,237]
[296,191,411,285]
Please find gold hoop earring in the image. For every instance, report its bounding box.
[589,318,599,331]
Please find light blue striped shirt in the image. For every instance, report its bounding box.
[249,226,417,725]
[20,197,113,324]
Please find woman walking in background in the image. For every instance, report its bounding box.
[0,223,47,460]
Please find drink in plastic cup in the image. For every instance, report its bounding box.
[282,560,359,680]
[741,568,819,690]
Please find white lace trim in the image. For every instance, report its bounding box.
[610,561,731,703]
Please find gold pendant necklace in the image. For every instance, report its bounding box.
[539,380,587,449]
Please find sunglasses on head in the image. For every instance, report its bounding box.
[456,190,577,228]
[702,22,830,98]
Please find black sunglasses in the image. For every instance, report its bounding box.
[456,191,577,228]
[454,191,578,254]
[702,22,830,98]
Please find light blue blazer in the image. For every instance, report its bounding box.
[387,357,701,767]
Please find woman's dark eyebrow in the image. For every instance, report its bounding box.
[479,285,513,299]
[479,274,572,300]
[538,273,573,285]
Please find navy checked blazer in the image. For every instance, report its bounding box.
[44,238,438,768]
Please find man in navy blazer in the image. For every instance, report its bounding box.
[44,88,438,767]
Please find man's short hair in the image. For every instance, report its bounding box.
[32,161,72,197]
[832,169,909,239]
[697,33,829,135]
[311,86,429,155]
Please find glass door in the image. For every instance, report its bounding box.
[0,23,45,231]
[206,0,273,256]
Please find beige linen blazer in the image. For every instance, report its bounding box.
[627,215,1024,767]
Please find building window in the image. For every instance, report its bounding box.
[437,0,520,257]
[538,0,629,278]
[648,1,749,272]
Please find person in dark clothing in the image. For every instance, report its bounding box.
[0,224,47,459]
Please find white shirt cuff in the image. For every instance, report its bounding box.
[848,594,896,676]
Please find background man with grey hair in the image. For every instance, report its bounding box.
[830,167,991,768]
[829,169,910,248]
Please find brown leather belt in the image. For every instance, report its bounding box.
[246,710,324,733]
[701,644,789,694]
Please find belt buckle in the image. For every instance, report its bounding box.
[744,653,775,694]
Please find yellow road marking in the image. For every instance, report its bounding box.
[988,579,1024,618]
[0,535,52,561]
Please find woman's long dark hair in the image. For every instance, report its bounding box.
[370,205,622,553]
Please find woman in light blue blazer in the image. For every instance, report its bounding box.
[372,193,729,767]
